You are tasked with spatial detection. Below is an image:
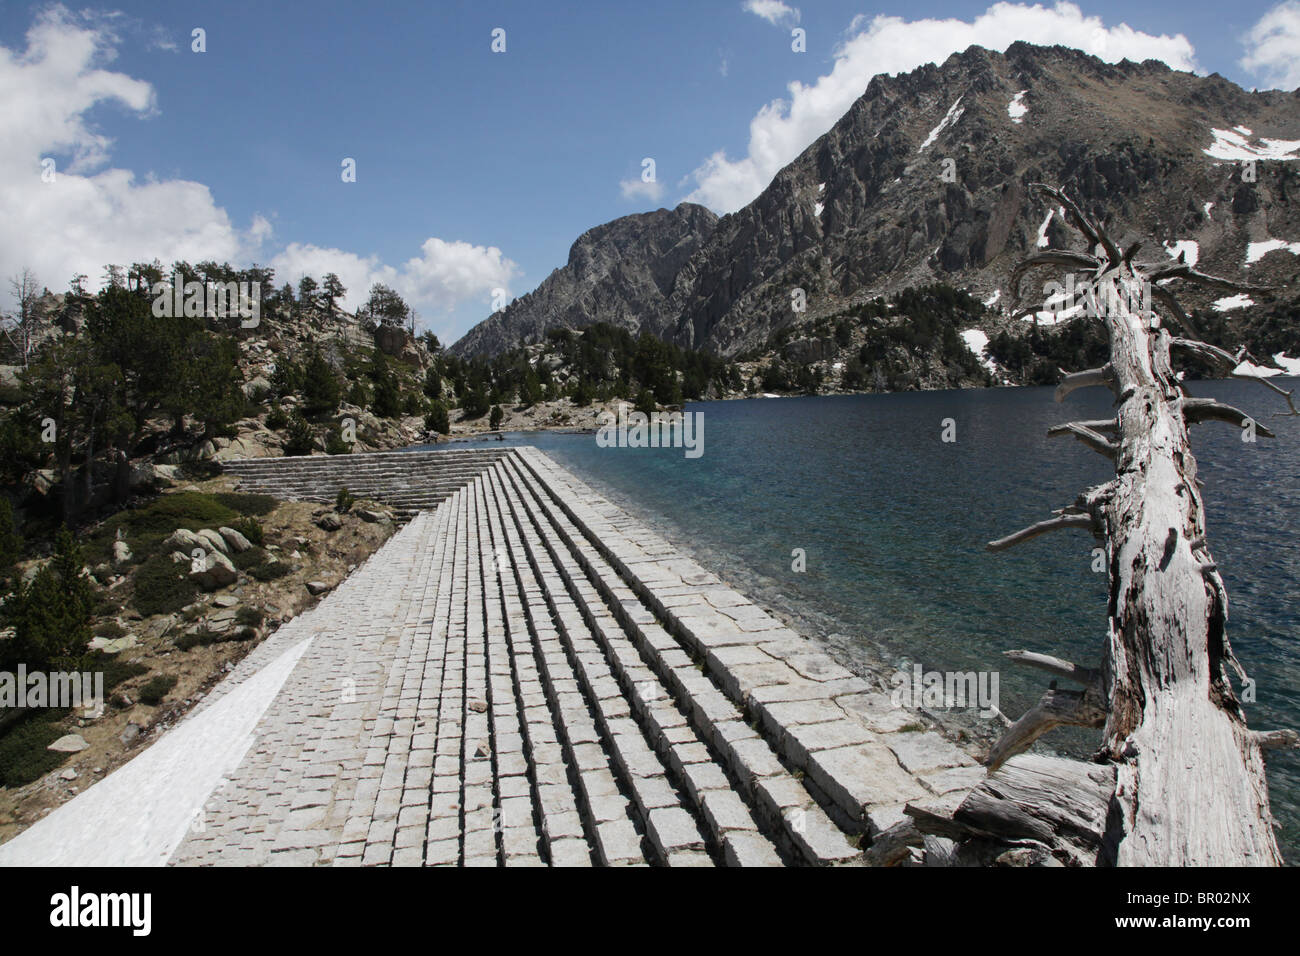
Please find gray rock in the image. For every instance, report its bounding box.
[189,550,238,590]
[120,723,140,746]
[47,734,89,753]
[315,512,343,531]
[162,528,207,553]
[217,526,253,553]
[197,528,231,555]
[111,539,133,565]
[305,581,331,596]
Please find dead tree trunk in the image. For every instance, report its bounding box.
[970,186,1297,865]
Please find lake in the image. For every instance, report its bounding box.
[416,380,1300,859]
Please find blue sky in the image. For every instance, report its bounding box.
[2,1,1297,344]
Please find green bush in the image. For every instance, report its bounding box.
[0,717,69,787]
[424,400,450,435]
[138,674,178,705]
[230,516,264,547]
[132,554,199,617]
[212,492,277,517]
[283,414,316,456]
[248,560,291,582]
[265,403,289,430]
[489,404,504,429]
[335,487,355,513]
[0,497,22,587]
[324,426,352,455]
[235,606,264,627]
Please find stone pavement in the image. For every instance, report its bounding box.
[9,447,984,866]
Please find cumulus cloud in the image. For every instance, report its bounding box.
[743,0,800,27]
[619,177,666,202]
[1241,1,1300,90]
[686,2,1198,213]
[270,238,517,317]
[0,6,516,327]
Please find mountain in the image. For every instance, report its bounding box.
[452,41,1300,359]
[450,203,718,357]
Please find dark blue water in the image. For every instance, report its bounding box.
[419,381,1300,859]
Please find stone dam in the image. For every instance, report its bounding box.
[0,447,983,866]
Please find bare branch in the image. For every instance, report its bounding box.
[1047,419,1117,436]
[1252,729,1300,752]
[1008,250,1102,317]
[1003,649,1100,686]
[1055,365,1113,403]
[985,685,1107,772]
[1145,263,1271,294]
[987,514,1094,552]
[1171,338,1300,416]
[1050,422,1119,459]
[1181,398,1276,437]
[1031,183,1123,265]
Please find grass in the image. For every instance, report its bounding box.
[87,490,277,567]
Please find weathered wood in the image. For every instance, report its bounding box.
[981,186,1294,866]
[986,514,1093,552]
[908,754,1116,866]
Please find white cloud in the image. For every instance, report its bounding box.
[0,6,515,330]
[1241,1,1300,90]
[270,238,517,317]
[686,2,1198,213]
[743,0,801,27]
[619,177,665,202]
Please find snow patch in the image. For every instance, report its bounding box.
[1035,209,1054,249]
[1246,239,1300,264]
[983,289,1001,308]
[0,637,314,866]
[1203,201,1214,219]
[1164,240,1199,267]
[1204,128,1300,162]
[918,97,964,152]
[817,182,825,193]
[1234,125,1253,136]
[1275,353,1300,375]
[814,202,824,217]
[1007,90,1028,124]
[1212,293,1255,312]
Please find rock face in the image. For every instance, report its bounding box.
[451,203,719,356]
[451,42,1300,359]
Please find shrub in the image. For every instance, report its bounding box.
[300,349,342,415]
[265,403,289,430]
[283,414,316,456]
[212,492,277,517]
[489,404,504,429]
[248,560,291,582]
[0,529,94,671]
[634,389,657,416]
[93,620,126,639]
[230,516,264,547]
[132,554,199,617]
[324,426,352,455]
[235,606,264,627]
[335,487,355,513]
[424,400,450,435]
[138,674,178,705]
[0,717,69,786]
[0,496,21,587]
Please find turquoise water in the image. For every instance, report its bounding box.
[416,381,1300,860]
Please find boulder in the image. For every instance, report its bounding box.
[196,528,231,555]
[188,550,238,590]
[170,551,191,564]
[162,528,207,553]
[47,734,89,753]
[315,512,343,531]
[373,322,410,357]
[305,581,332,596]
[217,526,253,553]
[111,540,133,565]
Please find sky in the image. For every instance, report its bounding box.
[2,0,1298,345]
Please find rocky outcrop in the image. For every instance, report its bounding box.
[450,203,719,356]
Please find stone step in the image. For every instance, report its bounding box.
[498,456,859,865]
[484,469,718,866]
[492,461,786,866]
